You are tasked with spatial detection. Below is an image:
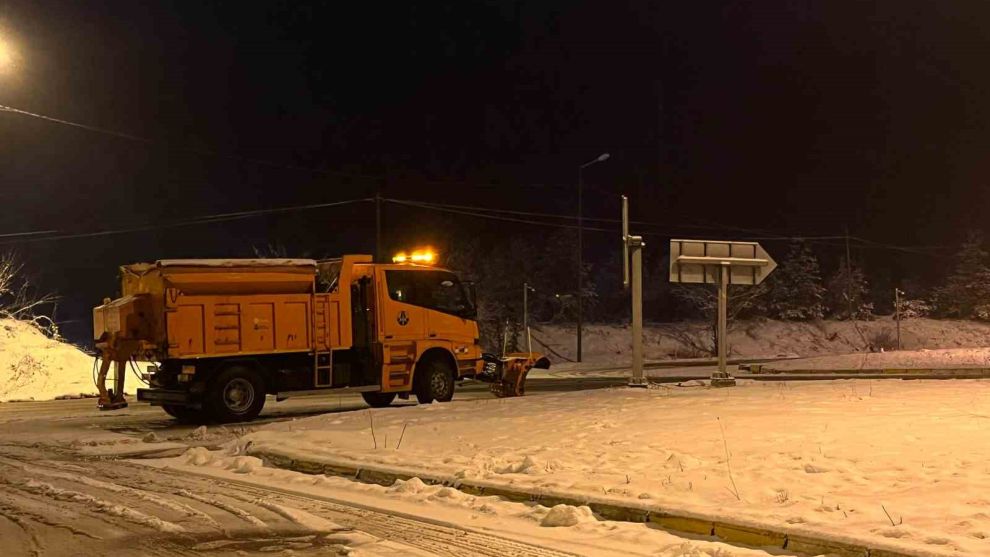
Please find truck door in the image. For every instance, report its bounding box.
[377,268,427,391]
[420,271,476,344]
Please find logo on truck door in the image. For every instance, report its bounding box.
[397,310,409,326]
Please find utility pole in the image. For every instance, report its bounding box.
[576,153,610,362]
[523,282,535,354]
[844,226,853,319]
[375,191,382,263]
[894,287,903,350]
[622,195,647,387]
[577,167,583,363]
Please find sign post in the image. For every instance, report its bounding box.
[622,196,647,387]
[669,239,777,386]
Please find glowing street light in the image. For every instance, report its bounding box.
[0,34,19,76]
[576,152,610,362]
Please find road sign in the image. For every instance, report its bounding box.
[668,238,778,387]
[669,239,777,286]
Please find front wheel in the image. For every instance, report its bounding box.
[415,359,455,404]
[206,366,266,423]
[362,391,396,408]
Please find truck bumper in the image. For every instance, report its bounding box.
[136,388,198,407]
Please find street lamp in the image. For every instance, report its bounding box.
[576,152,610,362]
[523,282,536,354]
[0,35,17,76]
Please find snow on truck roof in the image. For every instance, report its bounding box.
[156,258,317,268]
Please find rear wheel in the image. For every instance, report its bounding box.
[161,404,205,424]
[415,358,455,404]
[206,365,266,423]
[361,391,397,408]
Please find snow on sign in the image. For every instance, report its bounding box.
[669,239,777,285]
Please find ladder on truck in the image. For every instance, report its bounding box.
[313,296,333,387]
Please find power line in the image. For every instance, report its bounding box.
[0,229,58,239]
[0,198,372,245]
[385,198,948,255]
[0,103,382,181]
[0,103,574,192]
[384,198,615,233]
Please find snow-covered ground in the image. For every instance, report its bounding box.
[150,448,794,557]
[760,347,990,371]
[532,317,990,364]
[0,318,99,402]
[229,380,990,556]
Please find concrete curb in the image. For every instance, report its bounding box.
[745,366,990,378]
[252,449,938,557]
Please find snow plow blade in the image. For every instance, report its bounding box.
[477,352,550,397]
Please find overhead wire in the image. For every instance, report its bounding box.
[0,103,952,256]
[0,198,372,245]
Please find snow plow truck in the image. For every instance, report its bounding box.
[92,254,548,422]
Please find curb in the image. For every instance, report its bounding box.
[744,366,990,378]
[251,449,936,557]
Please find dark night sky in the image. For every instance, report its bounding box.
[1,1,989,341]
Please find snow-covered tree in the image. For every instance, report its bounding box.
[826,263,872,320]
[933,230,990,319]
[764,241,825,320]
[0,251,59,337]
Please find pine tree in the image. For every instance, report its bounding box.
[933,230,990,319]
[764,241,826,320]
[825,263,872,320]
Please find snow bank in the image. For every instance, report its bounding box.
[531,317,990,364]
[154,447,791,556]
[242,380,990,555]
[0,318,99,402]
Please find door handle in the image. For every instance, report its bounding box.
[385,335,394,340]
[429,332,437,338]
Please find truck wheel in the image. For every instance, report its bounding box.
[361,391,396,408]
[206,366,266,423]
[415,359,454,404]
[161,404,205,424]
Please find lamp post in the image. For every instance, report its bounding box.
[576,152,610,362]
[523,282,536,354]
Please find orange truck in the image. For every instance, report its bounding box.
[92,254,547,422]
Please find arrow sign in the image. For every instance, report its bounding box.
[669,239,777,285]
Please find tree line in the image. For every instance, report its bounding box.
[441,229,990,351]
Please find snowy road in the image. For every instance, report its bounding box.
[0,443,581,557]
[0,375,805,557]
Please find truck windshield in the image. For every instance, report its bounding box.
[385,270,475,318]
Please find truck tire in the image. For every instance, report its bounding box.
[206,365,266,423]
[415,358,454,404]
[361,391,396,408]
[161,404,205,424]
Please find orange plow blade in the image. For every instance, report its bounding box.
[479,352,550,398]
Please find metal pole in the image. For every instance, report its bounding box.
[629,236,646,387]
[709,263,736,387]
[501,319,510,358]
[895,288,902,350]
[718,263,728,375]
[523,283,531,354]
[577,166,583,363]
[375,192,382,263]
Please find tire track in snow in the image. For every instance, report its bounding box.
[0,502,42,557]
[175,489,268,529]
[215,478,580,557]
[0,495,102,540]
[2,477,186,534]
[0,457,222,531]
